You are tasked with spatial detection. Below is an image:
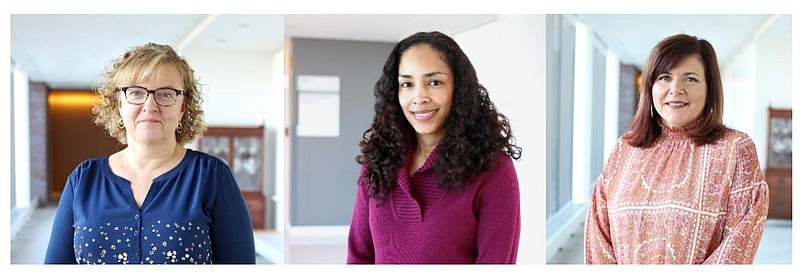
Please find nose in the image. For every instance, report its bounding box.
[668,80,685,95]
[141,93,160,112]
[410,85,430,105]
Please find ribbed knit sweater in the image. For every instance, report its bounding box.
[347,149,520,264]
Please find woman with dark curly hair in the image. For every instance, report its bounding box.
[44,43,255,264]
[347,31,522,264]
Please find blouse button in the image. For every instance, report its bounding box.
[134,231,139,236]
[134,214,139,220]
[134,251,139,256]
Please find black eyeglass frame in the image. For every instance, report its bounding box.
[119,86,185,106]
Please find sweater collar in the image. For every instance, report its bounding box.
[659,118,701,138]
[397,146,440,192]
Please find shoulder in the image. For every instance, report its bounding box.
[185,148,231,169]
[610,135,630,153]
[617,132,635,148]
[495,151,515,168]
[180,149,237,184]
[715,128,757,149]
[70,156,107,177]
[64,156,109,190]
[708,129,760,166]
[484,151,519,183]
[474,151,519,196]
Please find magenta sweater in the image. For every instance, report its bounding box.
[347,150,520,264]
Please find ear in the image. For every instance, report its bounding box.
[117,97,123,115]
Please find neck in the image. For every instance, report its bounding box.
[122,142,183,172]
[414,134,440,160]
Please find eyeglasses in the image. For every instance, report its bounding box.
[120,86,184,106]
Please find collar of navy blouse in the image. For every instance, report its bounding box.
[103,148,195,185]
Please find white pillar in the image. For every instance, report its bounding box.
[13,66,31,208]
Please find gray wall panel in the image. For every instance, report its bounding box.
[291,38,395,226]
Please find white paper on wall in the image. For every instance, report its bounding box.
[296,74,341,137]
[297,92,340,137]
[297,75,340,93]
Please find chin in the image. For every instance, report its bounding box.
[412,126,434,134]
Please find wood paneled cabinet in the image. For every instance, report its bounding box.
[198,126,266,229]
[765,108,791,220]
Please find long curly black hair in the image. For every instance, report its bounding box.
[356,31,521,201]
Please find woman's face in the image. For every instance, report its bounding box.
[398,44,454,144]
[652,54,707,128]
[118,64,185,146]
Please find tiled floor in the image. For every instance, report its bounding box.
[10,204,281,264]
[286,242,346,264]
[548,219,793,264]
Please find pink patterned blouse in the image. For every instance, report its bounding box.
[585,124,769,264]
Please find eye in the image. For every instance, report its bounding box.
[126,88,144,98]
[399,81,413,88]
[429,80,442,86]
[684,76,699,83]
[157,90,176,100]
[657,75,672,82]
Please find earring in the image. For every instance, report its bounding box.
[117,118,125,129]
[650,105,654,118]
[176,122,183,134]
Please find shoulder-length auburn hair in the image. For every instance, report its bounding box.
[356,31,522,200]
[623,33,726,147]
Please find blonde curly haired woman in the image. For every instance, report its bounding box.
[45,43,255,264]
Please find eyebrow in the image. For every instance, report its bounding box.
[658,71,702,77]
[398,71,448,79]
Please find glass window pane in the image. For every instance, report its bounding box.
[233,137,261,191]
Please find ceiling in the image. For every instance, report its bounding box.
[286,14,791,70]
[577,14,792,68]
[285,14,498,43]
[11,14,284,89]
[11,14,791,90]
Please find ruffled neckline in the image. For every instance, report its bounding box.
[659,119,701,138]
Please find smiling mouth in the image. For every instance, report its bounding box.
[665,101,688,107]
[411,109,438,121]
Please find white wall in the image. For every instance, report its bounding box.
[454,21,500,92]
[272,49,286,232]
[754,38,792,169]
[183,49,283,229]
[722,44,757,143]
[722,37,791,170]
[184,50,273,126]
[604,54,620,160]
[454,14,547,264]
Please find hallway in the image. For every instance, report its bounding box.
[10,204,282,264]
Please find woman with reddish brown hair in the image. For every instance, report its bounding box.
[584,33,769,264]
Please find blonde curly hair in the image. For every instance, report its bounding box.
[93,43,206,145]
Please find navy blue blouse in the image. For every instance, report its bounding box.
[44,149,256,264]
